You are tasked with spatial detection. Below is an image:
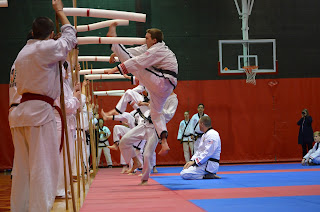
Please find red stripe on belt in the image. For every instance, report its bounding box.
[87,9,90,17]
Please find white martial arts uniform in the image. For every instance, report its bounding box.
[113,111,147,167]
[72,94,90,175]
[115,87,145,114]
[177,119,194,162]
[119,93,178,181]
[303,142,320,164]
[55,65,80,197]
[97,126,112,166]
[9,24,77,212]
[180,128,221,180]
[113,125,131,165]
[112,42,178,138]
[190,113,208,153]
[8,62,21,177]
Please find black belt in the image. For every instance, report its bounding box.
[182,134,192,138]
[10,103,19,108]
[208,158,220,163]
[99,139,108,143]
[152,66,178,78]
[144,68,177,89]
[137,108,152,124]
[195,132,203,136]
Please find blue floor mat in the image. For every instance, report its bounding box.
[155,163,319,174]
[151,171,320,190]
[190,195,320,212]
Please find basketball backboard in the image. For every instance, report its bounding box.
[218,39,277,75]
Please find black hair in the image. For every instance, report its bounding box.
[32,17,54,40]
[198,103,204,108]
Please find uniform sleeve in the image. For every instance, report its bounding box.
[64,96,80,115]
[303,147,313,160]
[64,83,80,115]
[103,126,111,138]
[177,121,184,140]
[41,24,77,65]
[310,145,320,159]
[193,133,220,166]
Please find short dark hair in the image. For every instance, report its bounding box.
[200,116,211,127]
[146,28,163,42]
[198,103,204,108]
[32,17,54,40]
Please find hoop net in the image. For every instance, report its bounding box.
[243,66,258,85]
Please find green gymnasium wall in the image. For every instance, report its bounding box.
[1,0,320,169]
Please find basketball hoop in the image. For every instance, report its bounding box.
[243,66,258,85]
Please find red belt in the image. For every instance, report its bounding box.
[21,93,64,152]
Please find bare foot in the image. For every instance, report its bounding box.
[153,166,158,173]
[158,138,170,156]
[108,143,119,151]
[121,165,129,174]
[107,22,118,37]
[127,172,136,175]
[106,108,120,116]
[126,157,141,174]
[139,180,148,185]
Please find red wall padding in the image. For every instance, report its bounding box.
[1,78,320,169]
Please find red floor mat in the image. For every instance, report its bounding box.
[80,168,204,212]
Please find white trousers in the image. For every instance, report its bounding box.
[11,120,59,212]
[116,89,144,113]
[112,44,173,137]
[180,162,219,180]
[97,141,113,166]
[182,141,194,162]
[119,122,158,181]
[56,125,75,196]
[72,131,89,176]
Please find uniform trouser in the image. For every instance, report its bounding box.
[134,140,146,168]
[56,126,75,197]
[310,156,320,164]
[119,123,157,181]
[72,130,89,176]
[194,138,201,153]
[11,120,59,212]
[97,142,113,166]
[182,141,194,162]
[113,125,131,166]
[180,162,219,180]
[141,131,158,181]
[116,89,144,113]
[112,44,173,137]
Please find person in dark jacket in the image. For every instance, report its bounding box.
[297,109,314,157]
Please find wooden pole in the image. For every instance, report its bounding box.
[55,14,76,212]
